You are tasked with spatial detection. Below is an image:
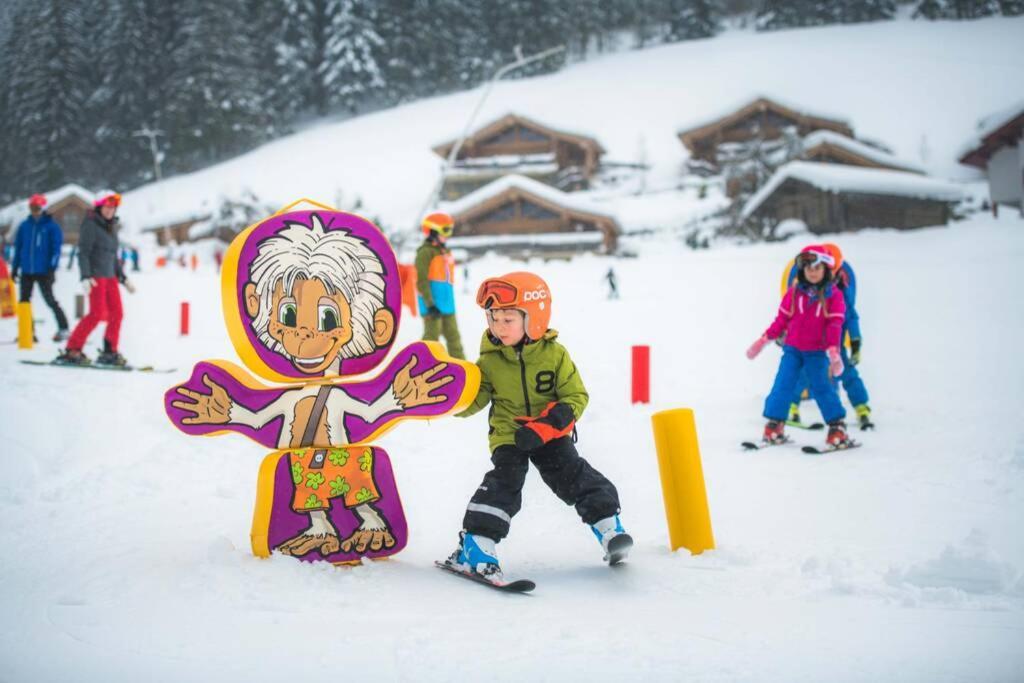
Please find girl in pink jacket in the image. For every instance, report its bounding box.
[747,245,851,448]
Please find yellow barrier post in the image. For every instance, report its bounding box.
[651,407,715,554]
[0,277,15,318]
[17,301,34,349]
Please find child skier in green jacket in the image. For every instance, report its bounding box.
[442,271,632,582]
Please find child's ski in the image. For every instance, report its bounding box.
[434,561,535,593]
[801,441,862,455]
[785,420,824,430]
[741,437,793,451]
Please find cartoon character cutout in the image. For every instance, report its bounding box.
[165,202,478,563]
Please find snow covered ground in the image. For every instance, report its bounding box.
[2,212,1023,681]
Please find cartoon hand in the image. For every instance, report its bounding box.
[391,356,455,409]
[171,374,233,425]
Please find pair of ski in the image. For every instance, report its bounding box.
[741,429,862,455]
[19,359,176,373]
[787,419,875,432]
[435,534,633,593]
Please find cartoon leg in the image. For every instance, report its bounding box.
[340,503,396,553]
[276,510,342,557]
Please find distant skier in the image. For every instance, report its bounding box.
[441,271,632,584]
[58,193,136,366]
[605,267,619,299]
[415,211,464,359]
[747,245,851,449]
[11,193,70,341]
[786,244,873,429]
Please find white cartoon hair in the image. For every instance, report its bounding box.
[248,213,388,362]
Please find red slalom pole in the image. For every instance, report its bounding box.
[180,302,190,336]
[631,345,650,404]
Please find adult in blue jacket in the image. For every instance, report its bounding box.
[11,194,69,340]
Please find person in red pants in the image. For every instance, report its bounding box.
[58,192,135,366]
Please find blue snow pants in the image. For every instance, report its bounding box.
[791,346,869,408]
[765,345,845,423]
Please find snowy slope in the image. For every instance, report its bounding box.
[116,16,1024,237]
[2,212,1023,681]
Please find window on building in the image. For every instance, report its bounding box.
[518,126,549,143]
[481,127,519,146]
[478,202,517,223]
[520,200,559,220]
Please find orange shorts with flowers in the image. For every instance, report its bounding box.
[288,447,380,512]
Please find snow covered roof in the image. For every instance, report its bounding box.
[677,95,853,147]
[801,130,925,174]
[742,161,964,219]
[448,231,605,248]
[958,100,1024,168]
[440,174,617,222]
[0,183,96,226]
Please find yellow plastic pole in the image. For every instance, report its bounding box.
[16,301,33,349]
[651,407,715,554]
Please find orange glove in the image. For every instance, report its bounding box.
[514,402,576,451]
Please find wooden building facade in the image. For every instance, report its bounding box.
[433,114,606,200]
[444,175,619,258]
[678,97,854,169]
[742,162,961,235]
[141,215,213,246]
[959,104,1024,213]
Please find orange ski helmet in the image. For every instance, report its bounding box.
[476,271,551,341]
[422,211,454,237]
[821,243,844,274]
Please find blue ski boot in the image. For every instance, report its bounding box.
[446,531,503,581]
[591,515,633,565]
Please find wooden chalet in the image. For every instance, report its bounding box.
[741,162,962,235]
[678,97,854,168]
[959,102,1024,213]
[0,184,95,245]
[141,215,214,246]
[442,174,619,258]
[432,113,606,200]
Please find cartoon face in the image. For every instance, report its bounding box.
[244,277,393,375]
[224,210,403,383]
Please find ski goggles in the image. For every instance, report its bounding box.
[435,224,454,237]
[796,250,834,268]
[476,279,519,309]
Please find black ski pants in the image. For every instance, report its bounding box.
[462,436,620,542]
[18,273,69,330]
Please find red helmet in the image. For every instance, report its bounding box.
[94,192,122,208]
[28,194,47,208]
[422,211,454,237]
[476,271,552,341]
